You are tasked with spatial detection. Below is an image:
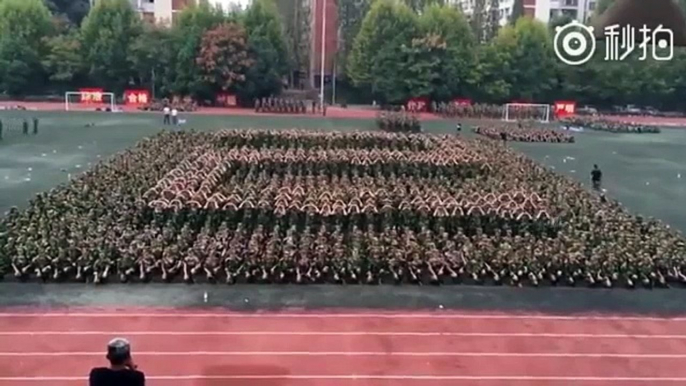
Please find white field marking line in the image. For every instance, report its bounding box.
[3,375,686,382]
[3,351,686,359]
[1,331,685,339]
[0,312,685,321]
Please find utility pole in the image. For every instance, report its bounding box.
[319,0,326,109]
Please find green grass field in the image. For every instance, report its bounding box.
[1,110,685,234]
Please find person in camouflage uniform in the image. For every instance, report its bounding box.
[1,129,684,288]
[255,97,309,114]
[562,116,661,134]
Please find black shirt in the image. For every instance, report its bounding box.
[591,169,602,182]
[89,367,145,386]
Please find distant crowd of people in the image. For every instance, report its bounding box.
[473,123,574,143]
[0,117,39,140]
[255,97,323,115]
[376,110,421,133]
[561,117,661,134]
[140,97,198,113]
[3,129,685,288]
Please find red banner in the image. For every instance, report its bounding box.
[452,98,472,106]
[79,88,104,104]
[406,97,429,112]
[554,101,577,117]
[124,89,150,105]
[217,93,237,107]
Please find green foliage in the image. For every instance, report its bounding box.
[44,0,90,26]
[418,4,477,100]
[168,1,227,99]
[0,0,686,110]
[241,0,289,101]
[0,0,53,95]
[197,22,253,93]
[337,0,370,77]
[347,0,419,102]
[509,0,525,25]
[493,18,558,102]
[128,24,174,96]
[80,0,142,93]
[275,0,310,83]
[42,31,84,86]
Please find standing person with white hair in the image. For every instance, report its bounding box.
[89,338,145,386]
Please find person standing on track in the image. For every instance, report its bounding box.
[591,164,603,191]
[163,105,170,125]
[89,338,145,386]
[171,108,179,126]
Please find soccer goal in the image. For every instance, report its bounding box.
[65,91,116,111]
[503,103,551,123]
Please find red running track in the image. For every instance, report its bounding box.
[1,310,686,385]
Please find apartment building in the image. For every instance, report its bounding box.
[130,0,236,25]
[455,0,596,26]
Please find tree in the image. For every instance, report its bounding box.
[169,1,226,99]
[486,0,500,40]
[509,0,524,25]
[44,0,90,26]
[347,0,419,102]
[241,0,289,101]
[197,23,253,93]
[129,24,174,98]
[548,14,575,31]
[418,4,478,100]
[469,0,488,42]
[337,0,370,78]
[594,0,686,18]
[80,0,142,92]
[492,17,558,102]
[473,43,512,102]
[0,0,53,95]
[276,0,311,87]
[403,0,444,13]
[42,31,85,88]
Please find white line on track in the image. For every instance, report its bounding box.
[2,351,686,359]
[0,312,684,321]
[2,375,686,382]
[1,331,685,339]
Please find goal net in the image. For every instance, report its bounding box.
[65,91,116,111]
[503,103,551,123]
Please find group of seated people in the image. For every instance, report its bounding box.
[561,117,661,133]
[433,103,504,119]
[254,97,314,114]
[432,103,548,122]
[140,97,198,112]
[376,111,422,133]
[473,123,575,143]
[2,129,684,288]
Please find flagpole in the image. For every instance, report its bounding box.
[319,0,326,110]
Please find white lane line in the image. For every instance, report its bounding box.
[2,375,686,382]
[1,351,686,358]
[0,312,684,321]
[0,331,685,339]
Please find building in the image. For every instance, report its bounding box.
[549,0,596,22]
[455,0,596,26]
[129,0,194,25]
[309,0,338,89]
[130,0,239,25]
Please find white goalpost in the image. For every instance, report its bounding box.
[503,103,551,123]
[65,91,116,111]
